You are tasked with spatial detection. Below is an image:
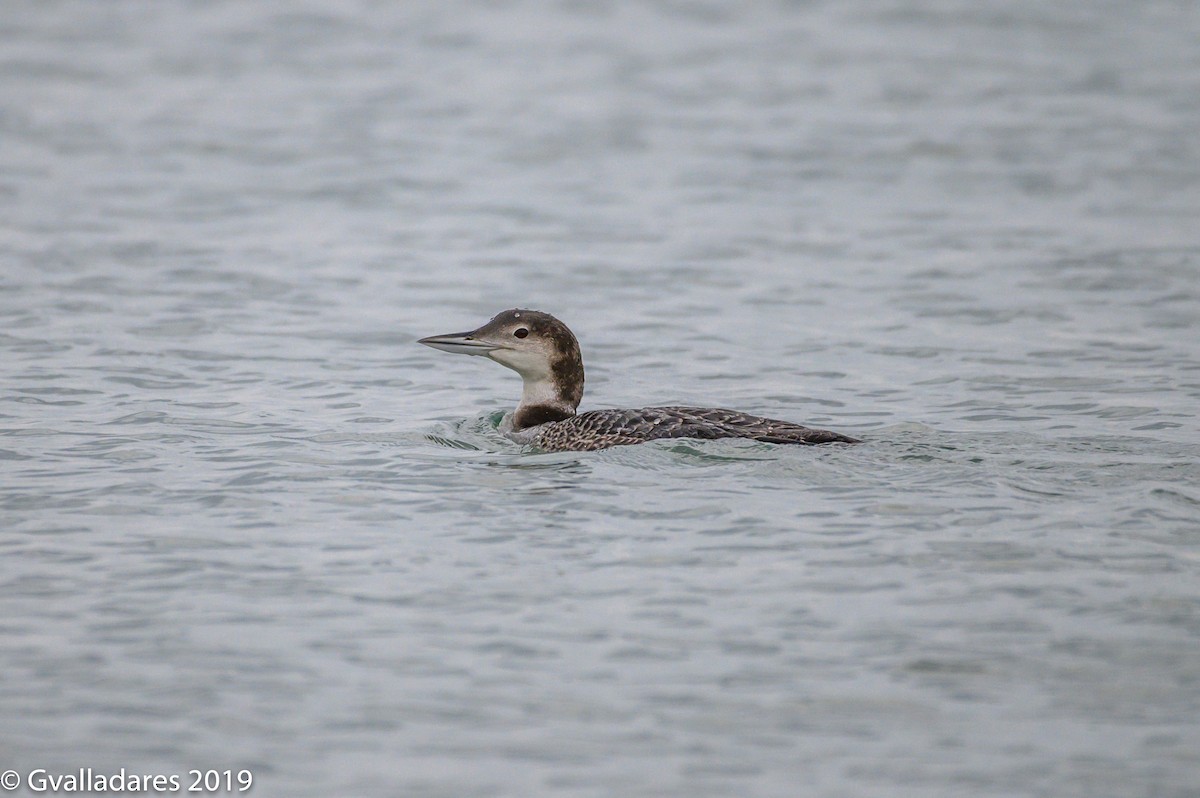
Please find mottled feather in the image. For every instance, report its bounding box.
[532,406,859,452]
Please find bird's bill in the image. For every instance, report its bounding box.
[417,331,498,356]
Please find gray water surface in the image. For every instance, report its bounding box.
[3,2,1199,797]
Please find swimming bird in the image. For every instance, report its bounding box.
[418,309,860,452]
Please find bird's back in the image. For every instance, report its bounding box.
[533,406,859,452]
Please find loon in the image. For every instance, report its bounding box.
[418,309,860,452]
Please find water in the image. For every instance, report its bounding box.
[2,2,1199,796]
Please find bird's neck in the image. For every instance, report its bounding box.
[511,376,576,431]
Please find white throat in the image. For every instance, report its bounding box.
[488,348,573,414]
[519,375,568,413]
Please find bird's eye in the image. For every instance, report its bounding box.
[513,328,529,339]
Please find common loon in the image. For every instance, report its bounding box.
[418,309,860,452]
